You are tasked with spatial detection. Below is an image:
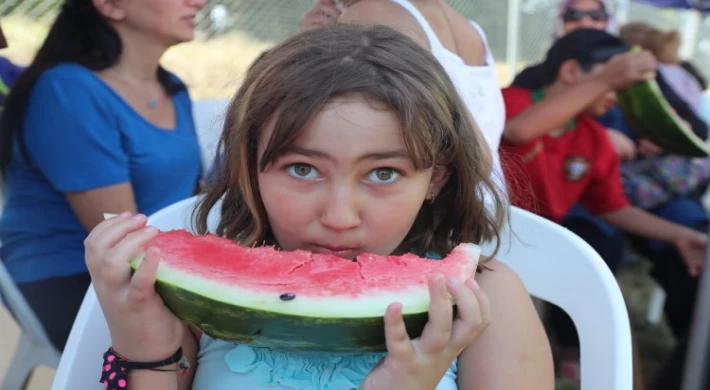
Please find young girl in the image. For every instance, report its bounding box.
[85,24,553,389]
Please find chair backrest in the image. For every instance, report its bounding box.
[479,206,632,390]
[0,259,56,349]
[53,197,632,389]
[192,98,229,179]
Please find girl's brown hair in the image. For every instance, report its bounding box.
[194,23,507,262]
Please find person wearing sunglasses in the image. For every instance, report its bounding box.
[554,0,613,38]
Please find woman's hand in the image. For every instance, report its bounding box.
[361,274,490,390]
[299,0,342,31]
[84,212,184,361]
[675,231,708,277]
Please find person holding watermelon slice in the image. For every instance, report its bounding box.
[501,28,709,388]
[84,24,554,390]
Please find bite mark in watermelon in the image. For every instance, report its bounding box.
[104,214,481,351]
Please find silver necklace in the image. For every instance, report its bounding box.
[105,69,161,109]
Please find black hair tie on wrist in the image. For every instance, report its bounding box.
[99,347,190,389]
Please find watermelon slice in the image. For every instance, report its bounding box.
[103,215,481,352]
[616,49,710,158]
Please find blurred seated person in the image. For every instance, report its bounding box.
[0,22,25,106]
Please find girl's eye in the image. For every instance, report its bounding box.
[366,168,401,184]
[286,164,321,179]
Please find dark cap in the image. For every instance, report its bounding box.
[540,28,629,85]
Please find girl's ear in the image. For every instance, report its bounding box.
[427,165,450,201]
[92,0,127,22]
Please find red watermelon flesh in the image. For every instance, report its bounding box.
[140,230,481,319]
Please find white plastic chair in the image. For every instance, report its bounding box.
[53,198,632,389]
[0,260,61,390]
[479,206,633,390]
[192,98,229,179]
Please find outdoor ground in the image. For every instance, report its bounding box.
[0,15,678,390]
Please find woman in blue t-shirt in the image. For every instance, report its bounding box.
[0,0,204,351]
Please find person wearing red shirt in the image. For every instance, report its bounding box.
[502,28,706,276]
[500,28,708,380]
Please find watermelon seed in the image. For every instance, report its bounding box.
[279,293,296,301]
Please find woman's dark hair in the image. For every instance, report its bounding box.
[194,24,508,266]
[0,0,184,178]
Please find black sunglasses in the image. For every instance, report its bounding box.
[562,9,609,23]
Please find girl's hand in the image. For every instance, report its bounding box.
[361,274,490,390]
[675,232,708,277]
[84,212,184,361]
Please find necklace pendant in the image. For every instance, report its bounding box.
[148,99,158,108]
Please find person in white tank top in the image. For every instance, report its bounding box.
[302,0,508,199]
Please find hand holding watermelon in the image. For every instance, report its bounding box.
[84,212,186,361]
[361,274,490,390]
[674,232,708,277]
[598,49,656,90]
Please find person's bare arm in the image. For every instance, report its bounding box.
[504,50,656,144]
[65,183,138,233]
[599,205,698,244]
[457,260,554,390]
[503,74,614,144]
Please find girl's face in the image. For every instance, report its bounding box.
[257,94,448,259]
[562,0,609,34]
[94,0,205,46]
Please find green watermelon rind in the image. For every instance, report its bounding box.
[616,79,710,158]
[153,277,431,352]
[104,212,478,351]
[127,253,467,352]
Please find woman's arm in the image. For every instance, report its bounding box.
[22,70,140,232]
[457,260,554,390]
[66,184,138,232]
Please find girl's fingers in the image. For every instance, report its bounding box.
[88,214,149,256]
[384,302,416,359]
[127,247,162,305]
[86,211,132,241]
[469,279,490,324]
[101,226,159,288]
[448,277,481,345]
[419,274,453,354]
